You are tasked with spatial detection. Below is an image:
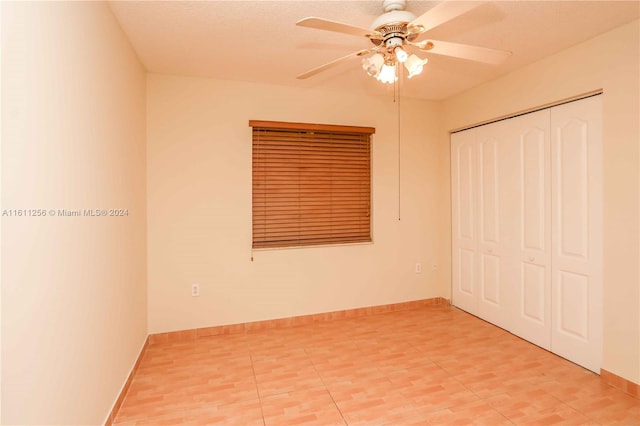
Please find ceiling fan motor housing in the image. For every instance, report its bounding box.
[370,20,418,51]
[369,0,418,50]
[370,11,416,31]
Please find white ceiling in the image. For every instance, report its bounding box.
[109,1,640,100]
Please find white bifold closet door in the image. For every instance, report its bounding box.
[550,98,602,373]
[451,95,602,373]
[505,110,553,351]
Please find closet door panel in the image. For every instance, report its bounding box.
[522,263,546,325]
[476,124,510,328]
[451,131,479,314]
[509,110,552,350]
[479,137,500,245]
[551,96,602,373]
[522,129,547,253]
[457,142,476,241]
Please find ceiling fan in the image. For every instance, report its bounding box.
[296,0,511,83]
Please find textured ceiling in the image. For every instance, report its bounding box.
[109,1,640,100]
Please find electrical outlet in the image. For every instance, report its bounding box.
[415,263,422,273]
[191,283,200,297]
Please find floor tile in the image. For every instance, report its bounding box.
[261,387,345,426]
[423,400,512,425]
[253,352,324,397]
[485,388,583,425]
[182,399,264,426]
[329,378,422,425]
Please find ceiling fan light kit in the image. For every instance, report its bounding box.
[377,62,398,84]
[394,46,408,63]
[362,53,384,77]
[358,0,423,84]
[405,54,428,79]
[296,0,512,84]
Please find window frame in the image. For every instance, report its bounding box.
[250,120,375,249]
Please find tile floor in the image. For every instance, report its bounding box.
[114,305,640,425]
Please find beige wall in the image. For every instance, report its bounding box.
[147,74,442,333]
[441,20,640,384]
[2,3,637,423]
[1,2,147,424]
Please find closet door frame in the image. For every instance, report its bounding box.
[450,94,603,373]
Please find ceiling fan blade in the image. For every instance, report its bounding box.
[296,17,378,38]
[418,39,511,64]
[409,1,484,34]
[296,48,375,80]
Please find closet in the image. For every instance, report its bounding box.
[451,95,602,373]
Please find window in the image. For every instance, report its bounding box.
[250,120,374,249]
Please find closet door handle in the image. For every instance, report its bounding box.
[528,256,535,262]
[488,248,493,254]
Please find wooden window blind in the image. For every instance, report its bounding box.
[250,120,374,249]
